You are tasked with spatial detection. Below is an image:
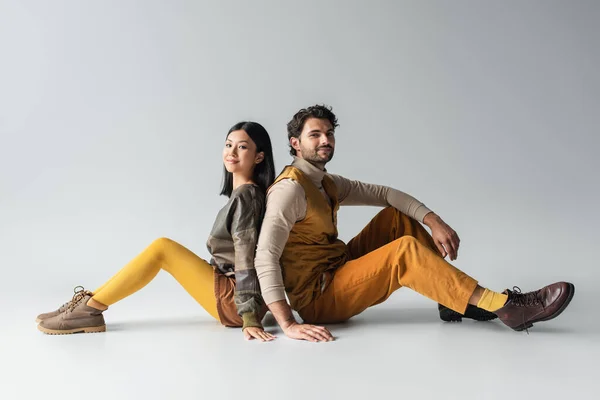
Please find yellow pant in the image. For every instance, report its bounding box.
[92,237,220,321]
[299,207,479,323]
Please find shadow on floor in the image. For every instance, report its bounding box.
[314,307,507,332]
[107,317,219,332]
[106,305,587,336]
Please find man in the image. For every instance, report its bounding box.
[254,104,574,342]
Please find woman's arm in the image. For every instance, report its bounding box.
[229,189,267,331]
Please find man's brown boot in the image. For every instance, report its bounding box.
[495,282,575,332]
[38,294,106,335]
[35,286,93,323]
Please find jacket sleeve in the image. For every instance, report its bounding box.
[229,189,266,330]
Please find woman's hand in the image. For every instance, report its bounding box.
[243,326,276,342]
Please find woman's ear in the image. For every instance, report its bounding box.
[255,152,264,164]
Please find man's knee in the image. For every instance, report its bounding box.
[379,206,402,220]
[394,235,420,250]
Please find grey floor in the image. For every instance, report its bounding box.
[2,285,597,400]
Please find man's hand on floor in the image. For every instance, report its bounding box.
[283,321,334,342]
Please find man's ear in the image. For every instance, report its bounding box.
[290,137,301,153]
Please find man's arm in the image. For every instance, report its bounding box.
[254,180,333,342]
[328,173,432,222]
[328,174,460,260]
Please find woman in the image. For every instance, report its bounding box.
[36,121,277,341]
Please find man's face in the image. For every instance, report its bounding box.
[291,118,335,166]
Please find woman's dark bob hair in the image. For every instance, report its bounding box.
[220,121,276,197]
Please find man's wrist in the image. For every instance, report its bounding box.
[423,212,440,227]
[281,316,297,331]
[267,299,298,330]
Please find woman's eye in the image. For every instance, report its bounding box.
[225,143,231,148]
[239,145,247,150]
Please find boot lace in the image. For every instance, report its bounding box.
[510,286,541,308]
[65,285,92,313]
[511,286,546,335]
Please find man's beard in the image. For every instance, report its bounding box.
[300,144,334,165]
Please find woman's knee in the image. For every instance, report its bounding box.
[150,236,172,247]
[148,237,176,257]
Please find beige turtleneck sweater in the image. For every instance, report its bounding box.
[254,157,432,305]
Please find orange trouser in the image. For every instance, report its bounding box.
[299,207,479,323]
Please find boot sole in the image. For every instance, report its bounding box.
[512,283,575,332]
[439,307,498,322]
[37,324,106,335]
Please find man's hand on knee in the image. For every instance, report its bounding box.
[423,212,461,261]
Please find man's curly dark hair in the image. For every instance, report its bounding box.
[287,104,339,156]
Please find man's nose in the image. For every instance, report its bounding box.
[320,136,332,146]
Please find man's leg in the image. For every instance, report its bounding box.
[345,207,496,321]
[346,207,438,260]
[301,235,479,323]
[300,211,575,331]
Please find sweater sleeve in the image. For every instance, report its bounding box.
[328,174,432,223]
[229,188,266,330]
[254,179,306,305]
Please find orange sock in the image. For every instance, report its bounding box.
[476,288,508,312]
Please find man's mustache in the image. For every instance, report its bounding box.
[317,145,333,150]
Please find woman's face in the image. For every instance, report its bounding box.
[223,129,263,175]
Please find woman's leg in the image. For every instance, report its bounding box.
[91,237,219,320]
[38,237,220,334]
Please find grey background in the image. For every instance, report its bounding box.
[1,1,598,399]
